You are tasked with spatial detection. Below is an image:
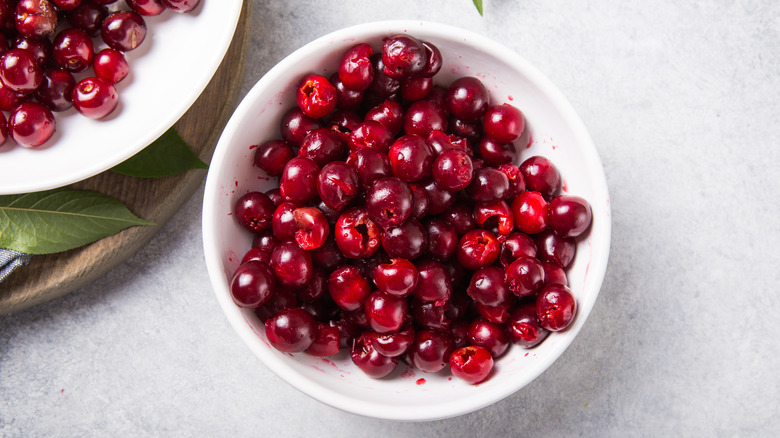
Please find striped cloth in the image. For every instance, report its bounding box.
[0,249,32,282]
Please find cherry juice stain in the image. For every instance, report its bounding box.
[525,133,534,149]
[249,144,259,150]
[416,378,426,385]
[507,95,514,101]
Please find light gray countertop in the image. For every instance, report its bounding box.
[2,1,779,436]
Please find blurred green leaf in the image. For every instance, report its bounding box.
[111,128,207,178]
[473,0,484,15]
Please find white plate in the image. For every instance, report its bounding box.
[0,0,243,195]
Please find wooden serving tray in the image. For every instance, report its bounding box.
[0,3,251,315]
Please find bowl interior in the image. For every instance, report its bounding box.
[203,21,610,421]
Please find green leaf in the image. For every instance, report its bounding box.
[0,189,154,255]
[111,128,207,178]
[472,0,484,15]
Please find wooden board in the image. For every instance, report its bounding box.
[0,3,251,315]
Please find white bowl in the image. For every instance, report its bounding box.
[202,20,611,421]
[0,0,243,195]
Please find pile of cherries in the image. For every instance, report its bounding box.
[0,0,199,149]
[230,34,593,384]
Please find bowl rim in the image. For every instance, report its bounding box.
[203,19,611,421]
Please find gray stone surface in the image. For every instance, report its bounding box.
[2,0,780,436]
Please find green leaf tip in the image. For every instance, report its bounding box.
[473,0,484,16]
[0,189,153,255]
[111,127,208,178]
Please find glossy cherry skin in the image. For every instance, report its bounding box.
[449,345,494,384]
[508,302,549,348]
[101,11,147,52]
[408,183,429,219]
[520,155,561,199]
[381,218,428,260]
[93,48,129,84]
[348,120,393,153]
[537,284,577,331]
[309,237,345,271]
[548,195,593,238]
[296,74,337,119]
[440,203,478,236]
[364,98,404,136]
[404,100,447,137]
[71,77,118,119]
[432,149,473,191]
[52,28,93,72]
[541,260,568,287]
[421,178,455,216]
[351,333,398,378]
[65,1,108,37]
[411,298,451,331]
[254,289,297,322]
[254,139,295,177]
[535,228,576,268]
[346,148,391,187]
[230,261,276,308]
[499,231,537,268]
[411,259,452,303]
[381,34,427,80]
[35,68,75,112]
[467,266,510,307]
[252,232,279,257]
[328,265,371,311]
[0,113,7,146]
[8,102,54,148]
[498,163,526,198]
[425,217,458,261]
[365,291,408,334]
[408,329,454,373]
[475,298,515,324]
[292,206,329,250]
[299,128,347,166]
[331,71,364,109]
[269,240,313,289]
[161,0,200,12]
[505,256,545,298]
[479,137,516,166]
[265,307,317,352]
[52,0,84,11]
[14,35,52,68]
[296,267,328,303]
[456,229,500,270]
[0,48,42,94]
[368,326,414,357]
[468,318,509,358]
[446,76,488,122]
[334,207,381,259]
[279,156,320,204]
[127,0,165,16]
[280,107,321,147]
[373,258,418,298]
[338,43,374,91]
[305,323,341,357]
[15,0,58,38]
[388,134,434,182]
[466,167,510,203]
[474,201,514,236]
[419,41,442,77]
[400,75,432,101]
[483,103,525,143]
[317,161,360,211]
[511,191,549,235]
[328,109,362,141]
[234,191,275,233]
[365,177,413,229]
[271,202,297,241]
